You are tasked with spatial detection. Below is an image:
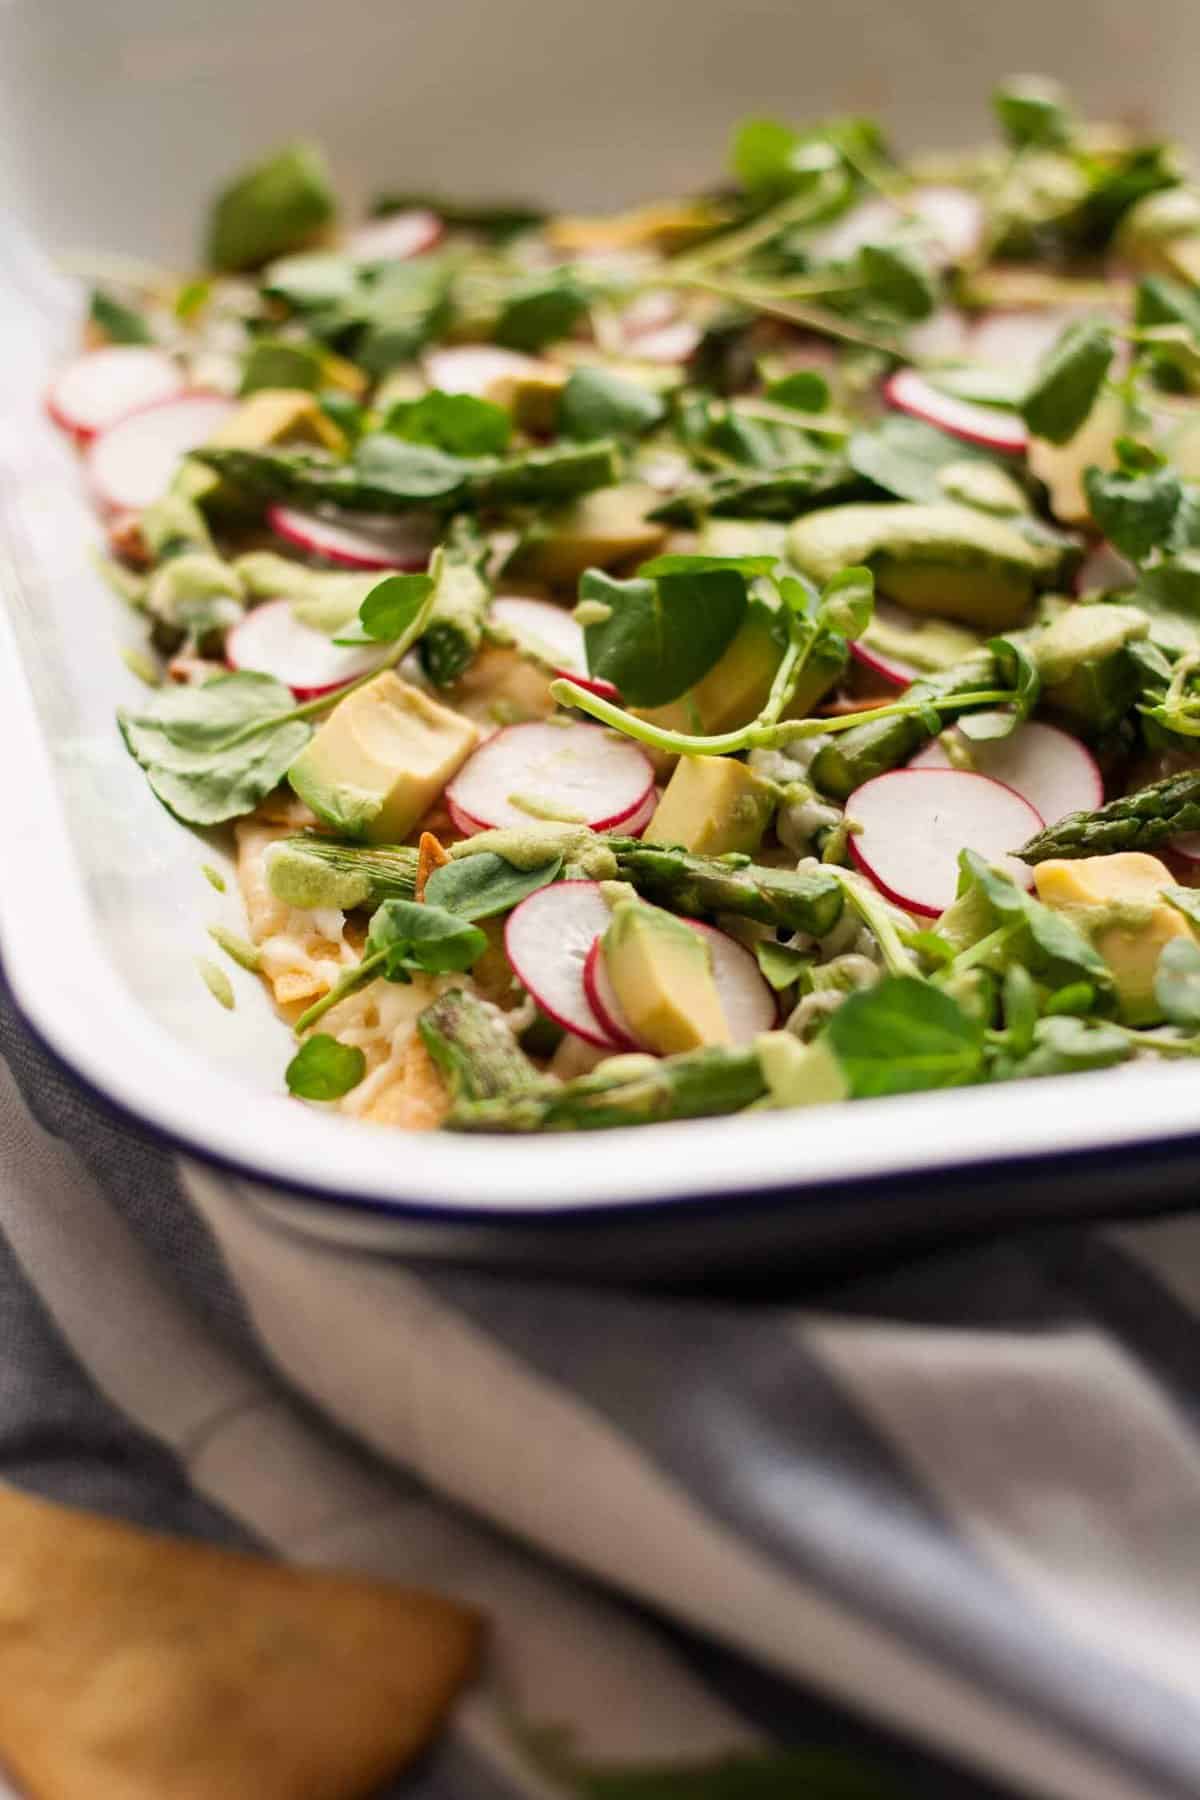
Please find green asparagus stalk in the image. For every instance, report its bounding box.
[191,438,620,516]
[1019,769,1200,862]
[447,1043,767,1131]
[607,841,845,936]
[417,989,542,1102]
[268,836,419,911]
[419,518,491,688]
[810,650,998,798]
[269,832,847,936]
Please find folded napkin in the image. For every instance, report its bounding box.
[3,968,1199,1800]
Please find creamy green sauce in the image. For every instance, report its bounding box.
[266,842,371,911]
[449,824,618,878]
[506,790,590,824]
[573,599,612,626]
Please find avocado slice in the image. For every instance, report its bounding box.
[187,389,346,515]
[1031,601,1148,731]
[601,900,730,1054]
[788,502,1065,631]
[207,142,337,273]
[504,484,667,585]
[1027,388,1123,526]
[288,672,479,841]
[1033,852,1195,1025]
[644,755,775,856]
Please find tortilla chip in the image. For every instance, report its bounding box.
[0,1485,483,1800]
[399,1036,452,1130]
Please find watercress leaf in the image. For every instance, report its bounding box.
[848,414,995,505]
[854,242,937,321]
[366,899,487,981]
[1154,935,1200,1027]
[118,672,311,827]
[730,117,801,192]
[494,275,589,351]
[286,1034,366,1100]
[992,76,1075,151]
[1044,980,1097,1016]
[1134,274,1200,342]
[263,252,360,311]
[383,389,511,457]
[765,370,830,413]
[778,574,820,614]
[956,851,1113,993]
[1164,885,1200,929]
[1131,556,1200,652]
[826,976,986,1096]
[89,288,153,345]
[1003,1014,1131,1079]
[638,553,778,579]
[754,940,813,991]
[353,433,474,502]
[901,928,956,968]
[1002,961,1039,1056]
[334,571,435,645]
[959,636,1040,740]
[581,566,748,707]
[1084,464,1182,564]
[354,258,453,373]
[819,565,874,640]
[1021,319,1115,445]
[560,368,666,441]
[424,853,562,921]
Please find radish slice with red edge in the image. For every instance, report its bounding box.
[86,392,235,511]
[447,720,653,834]
[910,720,1102,827]
[489,594,621,700]
[268,503,436,571]
[809,188,982,270]
[1075,541,1137,595]
[969,308,1091,377]
[848,768,1042,916]
[883,368,1028,453]
[226,599,391,699]
[447,784,652,841]
[584,920,776,1055]
[505,881,626,1049]
[47,347,184,441]
[423,344,545,397]
[345,209,443,262]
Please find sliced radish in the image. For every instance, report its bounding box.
[621,289,681,339]
[850,639,915,689]
[969,308,1090,378]
[268,503,436,572]
[904,308,972,362]
[227,599,390,699]
[809,187,983,269]
[447,720,653,834]
[883,369,1028,453]
[909,186,986,267]
[628,319,701,364]
[47,346,184,441]
[584,920,775,1055]
[489,593,621,700]
[505,881,625,1049]
[86,392,235,512]
[1075,541,1137,595]
[910,720,1102,827]
[848,768,1043,916]
[345,208,443,262]
[1169,833,1200,868]
[423,344,544,397]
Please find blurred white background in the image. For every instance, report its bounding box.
[0,0,1193,260]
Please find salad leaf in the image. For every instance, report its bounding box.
[854,241,937,321]
[560,368,666,441]
[818,565,874,640]
[1164,885,1200,929]
[731,117,808,192]
[383,390,512,456]
[765,370,830,413]
[494,274,589,350]
[1000,1014,1131,1079]
[1131,557,1200,652]
[958,635,1039,740]
[333,571,435,646]
[1134,274,1200,343]
[1020,319,1115,445]
[848,414,997,505]
[370,192,544,240]
[208,141,336,271]
[1084,464,1183,563]
[826,977,987,1096]
[754,940,813,991]
[992,76,1075,151]
[285,1034,366,1100]
[118,673,313,827]
[950,851,1113,993]
[1154,936,1200,1027]
[580,566,748,707]
[89,289,152,345]
[366,899,487,980]
[424,852,563,920]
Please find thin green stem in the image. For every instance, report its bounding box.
[832,869,919,976]
[668,181,841,277]
[677,273,909,359]
[294,951,385,1034]
[946,921,1023,976]
[1112,1023,1200,1058]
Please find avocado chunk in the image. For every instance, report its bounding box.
[208,142,337,272]
[788,503,1061,631]
[602,900,730,1054]
[139,491,214,562]
[505,484,667,585]
[240,339,326,396]
[1033,852,1195,1025]
[207,389,346,455]
[645,754,775,856]
[234,552,378,635]
[487,362,568,434]
[1030,602,1148,731]
[288,672,479,841]
[756,1031,849,1108]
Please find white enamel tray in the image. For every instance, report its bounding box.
[4,0,1200,1273]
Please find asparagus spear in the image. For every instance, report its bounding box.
[810,650,998,799]
[419,518,490,688]
[269,833,847,936]
[192,438,620,516]
[1019,769,1200,862]
[417,989,542,1102]
[607,841,845,936]
[447,1043,767,1131]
